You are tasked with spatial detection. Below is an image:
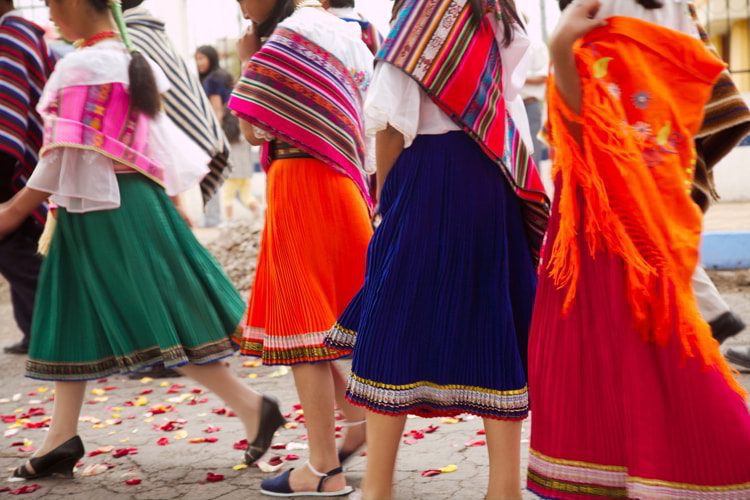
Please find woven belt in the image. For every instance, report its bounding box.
[270,140,313,161]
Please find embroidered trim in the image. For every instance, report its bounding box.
[26,338,235,381]
[528,448,750,499]
[346,373,528,418]
[325,323,357,349]
[233,326,349,365]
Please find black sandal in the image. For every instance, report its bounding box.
[245,394,286,465]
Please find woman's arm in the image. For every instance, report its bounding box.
[240,120,268,146]
[375,125,405,201]
[0,187,50,240]
[208,94,225,122]
[549,0,607,114]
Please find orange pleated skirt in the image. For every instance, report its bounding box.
[233,157,372,365]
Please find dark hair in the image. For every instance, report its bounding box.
[256,0,296,39]
[121,0,146,10]
[558,0,662,9]
[329,0,355,7]
[392,0,523,47]
[196,45,221,77]
[86,0,161,117]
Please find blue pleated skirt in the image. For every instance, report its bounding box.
[325,131,536,420]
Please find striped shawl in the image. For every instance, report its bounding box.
[124,7,231,205]
[688,4,750,212]
[0,15,54,225]
[380,0,550,263]
[228,27,371,207]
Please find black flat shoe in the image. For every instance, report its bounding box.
[4,341,29,355]
[245,395,286,465]
[13,436,84,480]
[710,311,746,344]
[127,364,181,380]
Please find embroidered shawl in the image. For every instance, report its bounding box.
[228,27,371,208]
[41,82,166,187]
[0,15,55,224]
[378,0,550,262]
[546,17,743,397]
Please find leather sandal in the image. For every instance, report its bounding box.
[260,461,353,497]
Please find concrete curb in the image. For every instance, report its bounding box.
[701,231,750,269]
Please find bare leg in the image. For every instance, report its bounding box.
[21,381,87,473]
[484,418,523,500]
[331,363,366,454]
[288,362,347,493]
[177,361,262,441]
[361,412,406,500]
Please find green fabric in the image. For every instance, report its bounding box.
[27,175,245,380]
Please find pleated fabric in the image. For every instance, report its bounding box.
[233,157,372,365]
[326,132,536,419]
[27,174,245,381]
[527,192,750,499]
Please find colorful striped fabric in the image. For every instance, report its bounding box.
[379,0,550,262]
[228,28,371,207]
[686,3,750,212]
[0,14,54,224]
[125,7,232,205]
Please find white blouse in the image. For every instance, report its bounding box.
[364,19,534,151]
[27,41,210,213]
[595,0,699,36]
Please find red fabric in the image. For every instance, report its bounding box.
[528,199,750,498]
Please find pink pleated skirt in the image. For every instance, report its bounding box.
[527,194,750,499]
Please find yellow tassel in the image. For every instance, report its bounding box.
[37,209,56,256]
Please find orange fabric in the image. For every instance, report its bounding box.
[234,157,372,365]
[546,17,745,398]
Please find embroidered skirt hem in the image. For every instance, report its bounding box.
[528,449,750,500]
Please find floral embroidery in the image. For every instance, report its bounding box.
[349,68,370,92]
[606,83,622,99]
[631,91,651,110]
[632,121,652,140]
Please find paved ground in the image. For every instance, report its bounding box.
[0,256,748,499]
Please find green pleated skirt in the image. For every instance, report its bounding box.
[26,174,245,381]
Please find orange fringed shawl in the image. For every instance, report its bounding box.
[546,17,745,398]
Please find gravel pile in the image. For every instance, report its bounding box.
[206,219,263,295]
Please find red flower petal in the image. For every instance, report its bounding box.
[268,456,283,466]
[233,439,249,450]
[270,443,287,450]
[284,454,300,461]
[206,472,224,483]
[8,484,42,494]
[125,479,142,486]
[423,425,440,434]
[157,437,169,446]
[476,429,486,436]
[464,439,486,447]
[420,469,442,478]
[203,426,221,434]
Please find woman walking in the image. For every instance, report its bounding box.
[325,0,550,498]
[0,0,283,480]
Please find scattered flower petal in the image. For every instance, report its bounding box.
[420,469,442,478]
[125,479,142,486]
[233,439,248,451]
[205,472,224,482]
[157,437,169,446]
[232,464,248,471]
[174,430,188,440]
[464,439,486,448]
[257,460,284,473]
[439,464,458,473]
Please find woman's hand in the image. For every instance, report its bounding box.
[237,24,262,62]
[550,0,606,53]
[549,0,606,115]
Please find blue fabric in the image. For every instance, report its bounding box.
[337,131,535,418]
[201,72,231,105]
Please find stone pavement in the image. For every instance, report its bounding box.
[0,272,748,500]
